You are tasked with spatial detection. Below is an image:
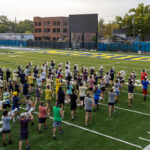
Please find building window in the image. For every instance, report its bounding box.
[44,28,50,33]
[57,21,60,26]
[63,28,67,33]
[35,22,42,26]
[35,29,38,33]
[44,21,47,26]
[57,28,60,33]
[35,37,38,40]
[63,21,67,26]
[39,22,41,26]
[53,21,56,26]
[53,28,56,33]
[57,37,60,40]
[39,37,41,40]
[47,21,50,26]
[39,28,42,32]
[53,37,56,41]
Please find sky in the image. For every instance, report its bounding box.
[0,0,149,22]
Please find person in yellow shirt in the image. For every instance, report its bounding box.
[45,86,53,114]
[56,78,61,99]
[28,72,34,91]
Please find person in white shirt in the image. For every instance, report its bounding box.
[79,82,87,107]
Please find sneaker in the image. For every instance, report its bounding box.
[26,145,30,150]
[53,135,56,139]
[71,117,74,121]
[3,143,6,147]
[59,130,64,135]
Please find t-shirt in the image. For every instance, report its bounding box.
[84,97,93,111]
[94,89,101,100]
[2,116,12,131]
[114,83,121,92]
[39,106,47,118]
[108,92,116,103]
[65,69,70,77]
[28,76,34,84]
[142,81,150,90]
[66,85,73,95]
[70,94,77,105]
[79,86,87,97]
[45,89,53,100]
[36,78,42,87]
[53,106,61,122]
[40,72,46,80]
[89,79,94,88]
[6,71,11,79]
[3,92,10,104]
[20,119,31,134]
[141,72,148,81]
[105,75,110,84]
[20,73,25,83]
[12,96,19,108]
[0,79,3,87]
[128,84,135,93]
[23,83,28,95]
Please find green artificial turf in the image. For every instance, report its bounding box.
[0,49,150,150]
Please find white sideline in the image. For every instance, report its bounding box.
[139,137,150,142]
[99,103,150,117]
[143,144,150,150]
[147,132,150,134]
[20,107,142,149]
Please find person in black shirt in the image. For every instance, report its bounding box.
[70,89,77,120]
[33,66,38,79]
[110,67,115,86]
[20,70,26,84]
[6,69,11,82]
[14,81,20,95]
[57,87,65,108]
[23,80,29,102]
[0,68,4,80]
[128,81,135,107]
[51,60,55,69]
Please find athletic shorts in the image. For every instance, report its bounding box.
[128,93,133,99]
[105,84,109,88]
[100,87,105,91]
[39,118,46,124]
[116,91,119,96]
[3,103,11,109]
[143,89,148,95]
[89,88,93,91]
[46,100,51,104]
[94,99,99,104]
[53,121,61,128]
[85,110,92,112]
[2,130,11,134]
[80,96,85,101]
[20,133,28,141]
[108,102,115,106]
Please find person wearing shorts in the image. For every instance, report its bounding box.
[2,110,13,147]
[93,87,101,111]
[28,73,34,91]
[84,92,93,126]
[128,81,135,107]
[79,83,87,107]
[53,103,63,139]
[70,89,77,120]
[19,113,33,150]
[38,102,47,133]
[3,88,11,111]
[108,88,116,117]
[142,78,150,101]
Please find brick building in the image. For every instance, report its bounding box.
[34,17,69,42]
[33,16,95,42]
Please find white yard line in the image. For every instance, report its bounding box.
[147,132,150,134]
[122,91,150,97]
[139,137,150,142]
[99,103,150,117]
[20,107,142,149]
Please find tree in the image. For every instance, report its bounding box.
[116,3,150,40]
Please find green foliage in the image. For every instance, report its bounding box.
[116,3,150,40]
[0,16,33,33]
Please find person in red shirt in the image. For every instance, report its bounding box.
[141,69,148,82]
[38,102,48,133]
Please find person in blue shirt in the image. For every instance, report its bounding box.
[94,86,101,111]
[142,77,150,101]
[12,91,20,112]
